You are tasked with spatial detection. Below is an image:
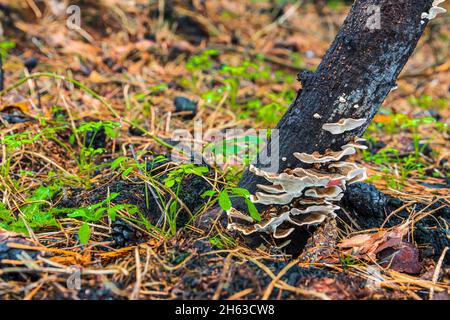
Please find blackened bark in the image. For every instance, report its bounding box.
[235,0,433,211]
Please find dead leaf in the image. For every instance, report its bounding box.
[88,70,109,84]
[0,101,31,114]
[379,242,422,274]
[338,224,409,260]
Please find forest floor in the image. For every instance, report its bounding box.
[0,0,449,300]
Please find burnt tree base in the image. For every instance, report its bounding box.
[226,0,435,251]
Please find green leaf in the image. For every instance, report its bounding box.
[231,187,250,198]
[122,166,135,177]
[165,179,175,188]
[201,190,217,198]
[68,208,88,219]
[107,207,118,221]
[78,223,91,244]
[218,191,232,211]
[245,199,261,222]
[0,40,16,51]
[192,166,208,175]
[169,201,178,215]
[111,156,128,169]
[93,207,107,221]
[0,40,15,58]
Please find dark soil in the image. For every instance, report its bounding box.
[57,164,212,248]
[84,126,107,149]
[0,108,32,124]
[0,230,41,281]
[173,240,393,300]
[53,280,126,300]
[174,96,197,119]
[341,182,450,264]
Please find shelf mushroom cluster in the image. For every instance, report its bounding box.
[227,117,368,248]
[421,0,446,21]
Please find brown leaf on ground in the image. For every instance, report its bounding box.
[379,242,422,274]
[338,224,409,260]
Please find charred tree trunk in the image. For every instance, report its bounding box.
[236,0,434,207]
[218,0,439,251]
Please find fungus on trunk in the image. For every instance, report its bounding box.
[201,0,440,252]
[227,123,367,244]
[421,0,447,20]
[322,118,367,135]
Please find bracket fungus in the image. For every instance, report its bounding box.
[421,0,446,20]
[227,117,368,248]
[293,146,356,164]
[304,186,344,200]
[341,142,367,150]
[322,118,366,134]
